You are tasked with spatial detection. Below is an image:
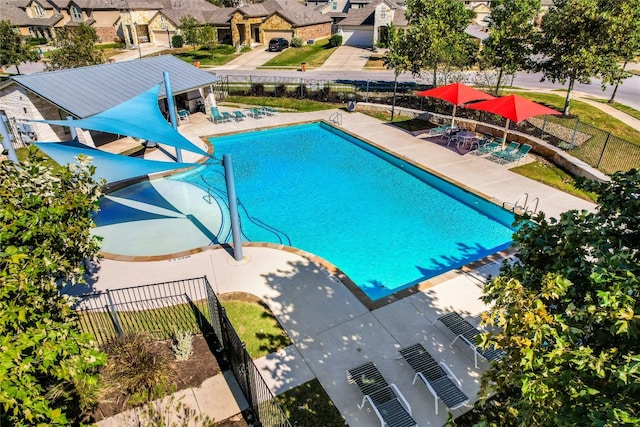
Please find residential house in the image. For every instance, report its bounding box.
[335,0,406,47]
[230,0,331,46]
[0,0,63,40]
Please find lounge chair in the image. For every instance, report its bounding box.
[490,142,520,161]
[436,312,505,368]
[472,141,500,156]
[232,110,247,121]
[427,125,451,137]
[210,107,231,123]
[492,143,532,165]
[347,362,417,427]
[397,343,468,415]
[248,108,265,118]
[260,106,277,115]
[177,109,190,122]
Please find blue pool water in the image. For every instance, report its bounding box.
[184,122,514,299]
[94,122,515,300]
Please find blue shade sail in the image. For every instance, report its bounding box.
[33,84,209,157]
[35,140,200,184]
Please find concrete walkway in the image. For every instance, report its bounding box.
[317,46,372,71]
[92,110,595,426]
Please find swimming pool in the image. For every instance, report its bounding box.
[94,122,515,300]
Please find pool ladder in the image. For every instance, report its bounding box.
[503,192,539,215]
[329,112,342,126]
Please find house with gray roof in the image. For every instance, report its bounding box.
[229,0,332,46]
[335,0,406,47]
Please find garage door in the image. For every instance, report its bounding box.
[264,30,293,42]
[341,29,373,47]
[152,30,170,47]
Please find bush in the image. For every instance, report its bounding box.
[275,84,288,98]
[290,37,303,48]
[295,84,308,99]
[101,333,173,404]
[172,34,184,48]
[240,45,252,53]
[26,37,47,46]
[249,83,265,96]
[328,34,342,48]
[171,328,193,361]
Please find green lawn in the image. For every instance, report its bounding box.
[220,299,292,358]
[510,159,598,202]
[276,379,346,426]
[172,45,240,66]
[262,39,337,68]
[224,96,340,112]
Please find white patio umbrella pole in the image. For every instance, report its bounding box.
[502,119,510,148]
[451,104,457,128]
[163,71,183,162]
[223,154,243,261]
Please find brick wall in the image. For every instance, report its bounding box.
[294,23,331,41]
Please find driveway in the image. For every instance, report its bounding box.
[217,46,281,70]
[317,45,372,71]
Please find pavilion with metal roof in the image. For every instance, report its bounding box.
[10,55,221,119]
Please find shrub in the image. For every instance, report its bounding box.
[26,37,47,46]
[171,328,193,361]
[290,37,303,47]
[240,45,252,53]
[275,84,287,98]
[172,34,184,48]
[249,83,265,96]
[295,84,308,99]
[328,34,342,48]
[101,333,173,404]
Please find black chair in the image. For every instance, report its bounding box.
[398,343,468,415]
[437,312,505,368]
[347,362,417,427]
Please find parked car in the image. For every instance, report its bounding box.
[268,38,289,52]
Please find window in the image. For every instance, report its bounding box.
[33,4,43,17]
[71,5,82,21]
[381,8,386,19]
[332,1,337,10]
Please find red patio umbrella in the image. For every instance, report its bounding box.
[415,82,495,127]
[465,94,561,147]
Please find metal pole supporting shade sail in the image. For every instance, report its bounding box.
[415,82,495,127]
[464,94,562,147]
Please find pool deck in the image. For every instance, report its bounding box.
[93,110,596,426]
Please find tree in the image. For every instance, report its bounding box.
[0,148,107,425]
[476,169,640,426]
[404,0,476,85]
[180,16,201,51]
[199,25,217,56]
[383,24,415,121]
[534,0,620,115]
[481,0,541,95]
[599,0,640,103]
[0,20,39,74]
[48,23,104,70]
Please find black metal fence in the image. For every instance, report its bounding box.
[72,277,291,427]
[220,75,640,174]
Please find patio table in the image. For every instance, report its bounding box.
[456,131,478,151]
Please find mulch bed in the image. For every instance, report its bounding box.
[92,334,247,426]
